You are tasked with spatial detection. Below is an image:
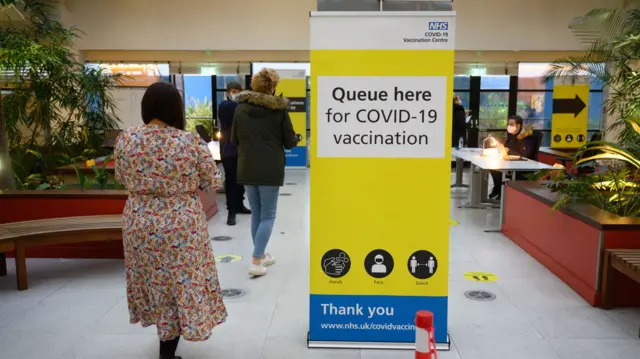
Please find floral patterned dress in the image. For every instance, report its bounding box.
[114,125,227,341]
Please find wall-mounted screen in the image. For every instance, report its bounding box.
[251,62,310,76]
[87,63,170,87]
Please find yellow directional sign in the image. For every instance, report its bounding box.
[551,84,589,149]
[463,272,498,282]
[215,254,242,263]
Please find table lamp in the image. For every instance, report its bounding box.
[482,134,499,157]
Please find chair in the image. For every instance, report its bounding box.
[514,130,543,179]
[196,124,212,143]
[531,130,543,161]
[102,130,122,149]
[556,132,602,178]
[577,132,603,175]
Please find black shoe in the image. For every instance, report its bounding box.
[227,213,237,226]
[488,189,500,199]
[237,206,251,215]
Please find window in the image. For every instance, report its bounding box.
[454,76,470,90]
[216,92,227,109]
[456,92,471,110]
[454,75,470,111]
[479,92,509,129]
[306,76,311,135]
[477,76,511,130]
[516,92,553,129]
[184,75,213,114]
[589,92,604,130]
[216,75,244,89]
[517,76,554,91]
[481,76,510,90]
[516,63,606,143]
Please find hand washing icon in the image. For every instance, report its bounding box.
[322,250,351,278]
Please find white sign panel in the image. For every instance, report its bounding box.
[317,76,446,158]
[276,69,307,80]
[310,12,455,50]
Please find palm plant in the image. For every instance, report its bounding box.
[545,7,640,150]
[541,7,640,217]
[185,97,214,135]
[54,66,123,154]
[0,0,122,190]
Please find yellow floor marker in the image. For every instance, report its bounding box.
[463,272,498,282]
[215,254,242,264]
[449,219,460,226]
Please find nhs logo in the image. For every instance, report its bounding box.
[428,22,448,31]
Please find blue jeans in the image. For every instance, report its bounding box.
[245,185,280,258]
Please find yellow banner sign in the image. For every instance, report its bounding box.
[551,84,589,149]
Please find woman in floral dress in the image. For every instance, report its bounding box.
[115,82,227,359]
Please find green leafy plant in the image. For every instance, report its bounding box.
[546,7,640,151]
[13,147,123,191]
[535,121,640,217]
[0,0,122,190]
[32,175,66,190]
[86,154,114,190]
[539,7,640,217]
[539,168,640,217]
[185,97,214,135]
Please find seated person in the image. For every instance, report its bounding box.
[489,115,537,199]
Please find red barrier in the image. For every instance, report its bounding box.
[415,311,437,359]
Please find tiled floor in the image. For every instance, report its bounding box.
[1,169,638,359]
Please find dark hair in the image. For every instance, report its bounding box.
[227,81,242,92]
[508,115,524,127]
[141,82,185,130]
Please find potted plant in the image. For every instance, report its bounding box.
[541,7,640,217]
[501,6,640,307]
[0,0,122,191]
[0,0,129,259]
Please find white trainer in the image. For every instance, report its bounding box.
[262,254,276,267]
[249,264,268,277]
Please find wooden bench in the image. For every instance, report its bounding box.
[0,215,122,290]
[602,249,640,311]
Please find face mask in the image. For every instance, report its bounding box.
[507,125,518,135]
[231,93,239,101]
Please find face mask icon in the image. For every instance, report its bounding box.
[371,255,387,274]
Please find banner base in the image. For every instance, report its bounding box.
[307,334,451,351]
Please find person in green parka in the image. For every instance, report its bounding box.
[231,68,299,277]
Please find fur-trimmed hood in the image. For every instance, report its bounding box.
[517,125,534,140]
[237,91,289,111]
